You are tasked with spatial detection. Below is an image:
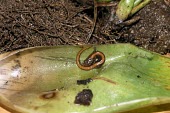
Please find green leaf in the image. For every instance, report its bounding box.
[0,44,170,113]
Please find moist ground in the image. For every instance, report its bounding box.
[0,0,169,54]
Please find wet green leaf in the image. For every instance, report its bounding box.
[0,44,170,113]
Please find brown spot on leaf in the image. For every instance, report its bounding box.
[74,89,93,106]
[77,78,93,85]
[15,53,21,57]
[166,61,170,64]
[33,106,39,110]
[28,49,33,53]
[137,75,141,78]
[165,86,170,90]
[12,59,21,71]
[40,90,58,100]
[12,64,21,70]
[30,60,33,64]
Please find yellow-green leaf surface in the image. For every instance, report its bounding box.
[0,44,170,113]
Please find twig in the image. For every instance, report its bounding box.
[85,0,98,43]
[19,22,60,38]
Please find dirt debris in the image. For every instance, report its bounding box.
[0,0,169,54]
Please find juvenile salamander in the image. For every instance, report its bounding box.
[76,46,105,71]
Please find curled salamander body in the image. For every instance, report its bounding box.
[76,46,105,71]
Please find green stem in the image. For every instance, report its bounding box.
[134,0,143,7]
[116,0,135,21]
[130,0,151,17]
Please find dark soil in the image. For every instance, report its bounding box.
[0,0,170,54]
[129,0,170,54]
